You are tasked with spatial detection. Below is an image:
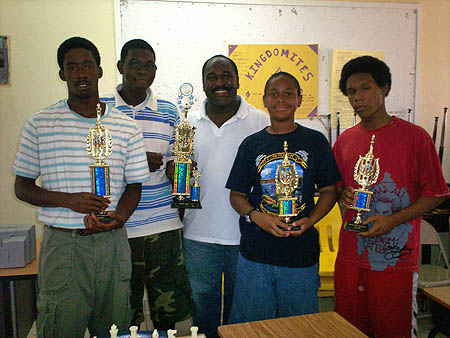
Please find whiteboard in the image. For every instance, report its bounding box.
[116,0,419,136]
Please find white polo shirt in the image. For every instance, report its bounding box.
[183,95,270,245]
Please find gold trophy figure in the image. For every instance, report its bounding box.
[345,134,380,232]
[171,83,202,209]
[86,103,113,223]
[274,141,300,229]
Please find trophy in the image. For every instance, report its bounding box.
[275,141,300,229]
[345,135,380,232]
[171,83,202,209]
[86,103,113,223]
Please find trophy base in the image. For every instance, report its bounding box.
[345,220,368,232]
[95,211,113,224]
[171,197,202,209]
[280,225,302,231]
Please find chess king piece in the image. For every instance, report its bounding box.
[345,134,380,232]
[86,103,113,223]
[171,83,202,209]
[274,141,300,229]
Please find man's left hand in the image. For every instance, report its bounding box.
[84,211,125,232]
[359,214,395,237]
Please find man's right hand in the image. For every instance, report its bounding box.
[251,211,290,237]
[147,152,164,172]
[65,192,110,213]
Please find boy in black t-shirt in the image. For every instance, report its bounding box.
[226,72,341,323]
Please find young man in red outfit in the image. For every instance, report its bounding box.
[333,56,449,338]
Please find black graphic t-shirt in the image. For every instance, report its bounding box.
[226,124,341,267]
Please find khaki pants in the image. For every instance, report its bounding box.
[37,226,132,338]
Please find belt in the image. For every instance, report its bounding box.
[45,224,102,236]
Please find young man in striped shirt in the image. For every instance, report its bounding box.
[101,39,194,332]
[13,37,150,338]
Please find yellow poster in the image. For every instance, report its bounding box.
[330,49,384,128]
[229,44,319,118]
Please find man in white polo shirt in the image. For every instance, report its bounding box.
[181,55,269,338]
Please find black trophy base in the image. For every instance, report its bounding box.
[345,221,368,232]
[171,197,202,209]
[280,226,302,231]
[95,211,114,224]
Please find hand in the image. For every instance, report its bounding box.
[359,214,396,237]
[251,211,290,237]
[166,160,175,181]
[147,152,164,172]
[288,217,314,236]
[65,192,110,213]
[84,211,125,232]
[340,186,355,209]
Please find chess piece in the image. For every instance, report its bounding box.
[190,326,198,338]
[110,324,118,338]
[129,325,139,338]
[152,329,159,338]
[167,329,177,338]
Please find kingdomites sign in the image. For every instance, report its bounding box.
[229,44,318,118]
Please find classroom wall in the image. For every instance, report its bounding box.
[0,0,449,231]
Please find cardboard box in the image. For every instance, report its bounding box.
[0,224,36,268]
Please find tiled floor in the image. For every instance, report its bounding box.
[26,296,447,337]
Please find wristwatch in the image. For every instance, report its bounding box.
[245,208,257,224]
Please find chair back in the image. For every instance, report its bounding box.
[420,219,450,269]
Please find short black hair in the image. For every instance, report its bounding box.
[120,39,155,61]
[264,71,301,96]
[202,55,239,80]
[57,37,100,70]
[339,55,392,96]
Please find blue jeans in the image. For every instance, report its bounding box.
[229,253,320,324]
[183,239,239,338]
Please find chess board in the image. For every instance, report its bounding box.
[99,330,206,338]
[100,331,167,338]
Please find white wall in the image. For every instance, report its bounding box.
[0,0,448,234]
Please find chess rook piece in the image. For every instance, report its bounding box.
[190,326,199,338]
[345,135,380,232]
[86,103,113,223]
[171,83,202,209]
[129,325,139,338]
[274,141,300,229]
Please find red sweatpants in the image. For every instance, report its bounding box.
[334,261,417,338]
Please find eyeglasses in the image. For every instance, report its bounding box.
[127,60,157,71]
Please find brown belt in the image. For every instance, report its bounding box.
[45,224,101,236]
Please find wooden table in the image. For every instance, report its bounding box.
[0,239,40,338]
[218,312,368,338]
[424,286,450,309]
[424,286,450,338]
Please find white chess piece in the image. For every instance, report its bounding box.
[152,328,159,338]
[190,326,198,338]
[167,329,177,338]
[110,324,118,338]
[129,325,139,338]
